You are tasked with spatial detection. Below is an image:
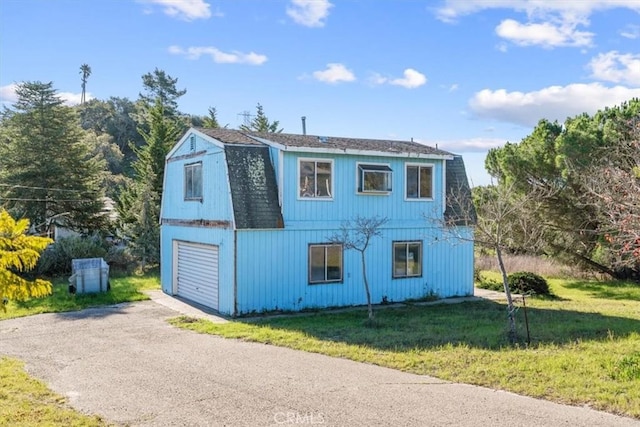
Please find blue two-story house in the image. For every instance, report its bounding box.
[160,128,474,316]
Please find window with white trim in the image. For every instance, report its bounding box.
[393,241,422,278]
[406,164,433,199]
[184,162,203,201]
[299,159,333,199]
[357,163,392,193]
[309,244,343,284]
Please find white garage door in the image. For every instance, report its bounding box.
[175,241,219,310]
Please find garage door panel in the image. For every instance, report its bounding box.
[175,241,219,310]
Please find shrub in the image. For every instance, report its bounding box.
[36,236,108,277]
[507,271,550,295]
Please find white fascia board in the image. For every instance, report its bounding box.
[246,135,453,160]
[166,127,226,160]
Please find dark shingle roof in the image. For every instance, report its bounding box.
[246,132,453,157]
[224,145,284,229]
[195,128,262,145]
[444,156,477,226]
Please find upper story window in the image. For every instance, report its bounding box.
[357,163,392,194]
[299,159,333,199]
[406,164,433,200]
[184,162,203,201]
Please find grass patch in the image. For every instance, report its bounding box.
[0,271,160,321]
[170,276,640,419]
[0,356,109,426]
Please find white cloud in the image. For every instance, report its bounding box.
[168,45,267,65]
[0,83,18,103]
[435,1,640,23]
[287,0,333,28]
[0,84,89,106]
[469,83,640,127]
[390,68,427,89]
[588,51,640,85]
[370,68,427,89]
[311,63,355,84]
[435,1,640,49]
[495,19,593,48]
[139,0,212,21]
[620,24,640,39]
[448,83,459,92]
[59,91,91,106]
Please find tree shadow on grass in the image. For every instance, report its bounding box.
[563,279,640,301]
[247,299,640,351]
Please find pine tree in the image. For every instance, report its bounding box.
[0,81,106,235]
[0,209,52,311]
[240,103,283,133]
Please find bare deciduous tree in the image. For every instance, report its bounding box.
[328,216,388,321]
[443,182,546,343]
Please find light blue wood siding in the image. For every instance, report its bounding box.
[161,133,232,222]
[279,152,446,230]
[161,131,474,315]
[160,225,235,314]
[235,226,473,314]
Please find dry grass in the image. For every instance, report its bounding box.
[475,254,585,278]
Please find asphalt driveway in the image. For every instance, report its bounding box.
[1,298,638,427]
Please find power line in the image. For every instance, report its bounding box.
[0,197,97,203]
[0,183,100,193]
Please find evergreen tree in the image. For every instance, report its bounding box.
[118,98,181,266]
[202,107,221,128]
[240,103,283,133]
[139,68,186,118]
[0,81,107,235]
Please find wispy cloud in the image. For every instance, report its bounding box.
[620,24,640,39]
[469,82,640,127]
[287,0,333,28]
[588,51,640,85]
[370,68,427,89]
[139,0,213,21]
[435,0,640,49]
[433,137,508,153]
[435,1,640,24]
[311,63,356,84]
[168,45,267,65]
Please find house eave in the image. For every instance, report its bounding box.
[248,136,453,160]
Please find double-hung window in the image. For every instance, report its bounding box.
[184,162,203,201]
[309,244,343,284]
[406,164,433,200]
[299,159,333,199]
[393,241,422,278]
[357,163,392,193]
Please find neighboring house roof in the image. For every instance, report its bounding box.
[444,156,477,226]
[246,131,454,159]
[224,145,284,230]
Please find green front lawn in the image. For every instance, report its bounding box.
[170,276,640,419]
[0,271,160,321]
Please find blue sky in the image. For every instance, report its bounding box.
[1,0,639,186]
